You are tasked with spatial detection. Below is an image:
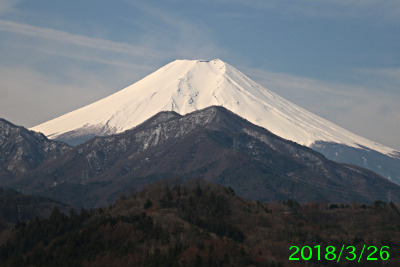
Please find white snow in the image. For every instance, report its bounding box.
[31,59,399,157]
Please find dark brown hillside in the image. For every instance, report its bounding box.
[0,188,69,233]
[7,106,400,208]
[1,180,400,266]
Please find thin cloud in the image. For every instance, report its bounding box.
[0,0,22,15]
[242,67,363,97]
[0,19,165,58]
[125,2,226,60]
[225,0,400,21]
[354,67,400,89]
[295,0,400,21]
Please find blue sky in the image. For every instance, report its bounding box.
[0,0,399,150]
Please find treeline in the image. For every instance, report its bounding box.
[0,188,68,232]
[1,179,400,266]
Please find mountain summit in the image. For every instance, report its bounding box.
[30,59,396,153]
[30,59,400,182]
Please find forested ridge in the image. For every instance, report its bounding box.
[1,179,400,266]
[0,188,68,232]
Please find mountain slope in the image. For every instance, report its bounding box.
[30,59,398,155]
[0,118,71,181]
[14,106,400,208]
[29,59,400,184]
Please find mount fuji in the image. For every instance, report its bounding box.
[31,59,400,184]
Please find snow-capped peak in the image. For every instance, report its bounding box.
[31,59,398,157]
